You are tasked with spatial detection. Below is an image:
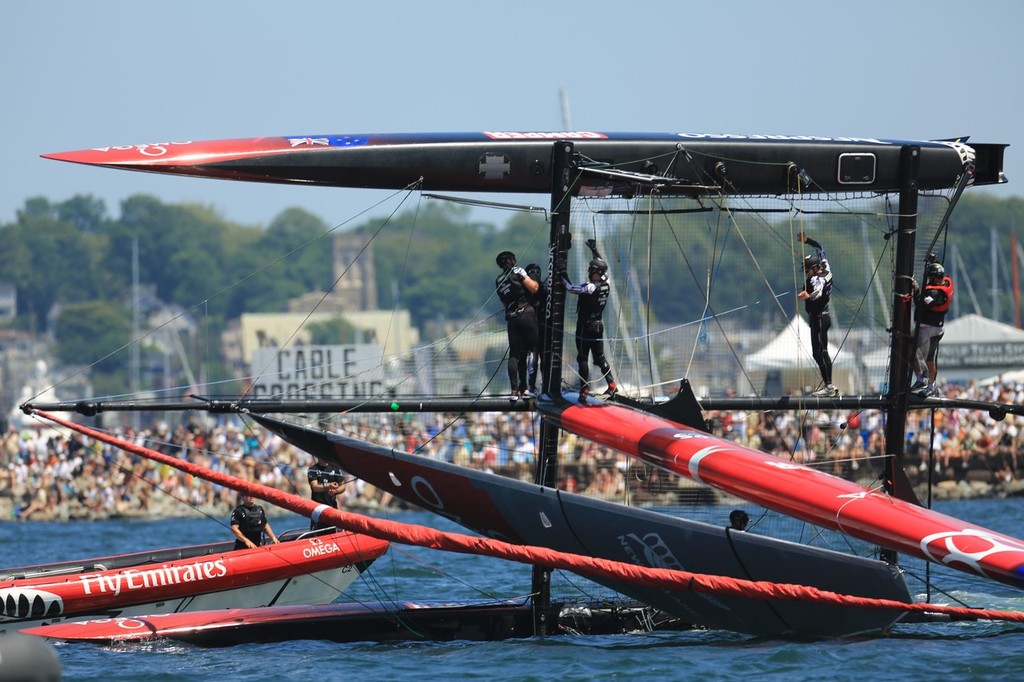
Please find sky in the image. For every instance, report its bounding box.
[3,0,1022,229]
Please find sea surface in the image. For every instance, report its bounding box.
[4,499,1024,681]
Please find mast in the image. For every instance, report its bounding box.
[992,227,1000,322]
[1013,231,1021,328]
[130,237,141,431]
[882,146,923,554]
[531,141,576,635]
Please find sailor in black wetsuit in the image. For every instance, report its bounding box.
[307,457,346,531]
[797,232,838,397]
[563,253,617,398]
[495,251,539,401]
[230,494,279,550]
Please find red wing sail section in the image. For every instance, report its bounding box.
[539,397,1024,591]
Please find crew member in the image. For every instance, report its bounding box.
[912,261,954,396]
[230,493,279,550]
[728,509,749,531]
[563,246,617,398]
[525,262,547,395]
[308,456,346,531]
[797,232,838,397]
[495,251,539,401]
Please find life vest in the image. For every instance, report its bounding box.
[918,275,953,326]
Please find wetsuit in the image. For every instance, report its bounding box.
[496,267,539,394]
[565,274,615,391]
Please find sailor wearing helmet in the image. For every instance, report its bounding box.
[797,232,838,397]
[495,251,539,401]
[563,241,617,399]
[911,256,954,397]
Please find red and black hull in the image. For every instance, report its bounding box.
[43,131,1003,195]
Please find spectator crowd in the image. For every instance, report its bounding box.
[3,381,1022,522]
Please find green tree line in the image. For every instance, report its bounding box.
[2,191,1023,388]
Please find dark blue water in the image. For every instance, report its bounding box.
[4,499,1024,681]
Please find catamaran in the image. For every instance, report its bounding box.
[24,129,1024,641]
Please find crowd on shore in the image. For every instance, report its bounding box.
[2,380,1022,523]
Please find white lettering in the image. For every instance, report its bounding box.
[675,133,890,145]
[303,542,343,558]
[483,131,608,140]
[89,141,193,156]
[75,559,229,597]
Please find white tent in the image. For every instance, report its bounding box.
[941,313,1024,344]
[863,314,1024,388]
[743,316,857,394]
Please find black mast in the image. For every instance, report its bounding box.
[881,146,924,562]
[530,141,576,635]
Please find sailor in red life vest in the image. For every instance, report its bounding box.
[911,261,954,397]
[230,493,279,550]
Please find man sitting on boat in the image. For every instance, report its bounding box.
[230,494,279,550]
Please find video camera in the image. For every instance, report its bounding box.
[323,470,345,485]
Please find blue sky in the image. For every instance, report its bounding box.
[3,0,1021,228]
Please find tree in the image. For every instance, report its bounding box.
[53,300,132,373]
[0,199,107,331]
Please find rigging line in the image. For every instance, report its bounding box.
[922,164,975,258]
[648,197,775,398]
[643,193,658,391]
[243,187,420,401]
[26,411,237,529]
[37,183,422,405]
[422,193,548,218]
[607,193,656,392]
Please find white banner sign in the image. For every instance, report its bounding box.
[250,344,387,398]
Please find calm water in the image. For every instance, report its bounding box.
[4,500,1024,681]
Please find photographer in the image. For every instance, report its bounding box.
[307,456,347,531]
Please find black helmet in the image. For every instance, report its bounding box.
[803,254,821,270]
[525,263,541,279]
[925,262,945,279]
[729,510,749,528]
[495,251,516,268]
[588,258,608,274]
